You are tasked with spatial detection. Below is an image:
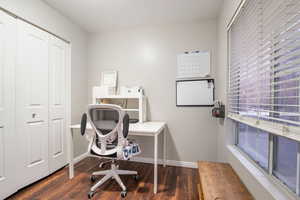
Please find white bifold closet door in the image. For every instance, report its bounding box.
[16,20,50,187]
[0,11,17,200]
[48,36,67,174]
[0,10,69,199]
[16,20,68,187]
[16,20,68,186]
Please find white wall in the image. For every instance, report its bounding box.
[215,0,241,163]
[0,0,89,156]
[88,21,218,162]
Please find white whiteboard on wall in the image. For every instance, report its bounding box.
[177,51,211,79]
[176,79,214,106]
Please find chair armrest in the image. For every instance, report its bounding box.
[122,113,130,138]
[80,113,87,136]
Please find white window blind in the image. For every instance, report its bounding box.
[228,0,300,140]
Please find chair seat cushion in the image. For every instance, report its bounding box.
[90,149,117,158]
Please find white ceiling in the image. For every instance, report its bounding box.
[43,0,223,33]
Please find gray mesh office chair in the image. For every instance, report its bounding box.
[81,104,140,199]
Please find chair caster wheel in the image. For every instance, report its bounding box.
[90,175,96,182]
[99,163,105,168]
[88,191,95,199]
[133,174,139,181]
[121,191,127,198]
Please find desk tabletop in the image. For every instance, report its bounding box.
[70,121,166,136]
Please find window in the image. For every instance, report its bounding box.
[237,126,299,193]
[237,123,269,170]
[230,0,300,196]
[273,136,298,192]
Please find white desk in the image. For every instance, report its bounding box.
[68,121,167,194]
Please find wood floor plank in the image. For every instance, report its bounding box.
[7,158,199,200]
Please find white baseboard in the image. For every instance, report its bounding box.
[73,153,198,169]
[131,156,198,169]
[73,152,89,164]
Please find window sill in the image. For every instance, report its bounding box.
[227,145,296,200]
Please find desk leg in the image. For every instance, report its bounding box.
[163,127,166,167]
[69,128,74,179]
[154,134,158,194]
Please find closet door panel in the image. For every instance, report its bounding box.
[28,125,48,165]
[53,119,63,153]
[17,20,49,186]
[0,11,17,199]
[0,129,3,178]
[0,19,4,181]
[49,36,67,173]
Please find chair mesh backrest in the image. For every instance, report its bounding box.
[86,105,130,155]
[89,108,120,136]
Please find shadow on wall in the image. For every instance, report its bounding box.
[164,126,179,161]
[133,97,179,162]
[131,126,179,162]
[146,95,152,121]
[218,118,225,126]
[73,129,89,157]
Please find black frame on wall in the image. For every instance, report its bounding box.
[176,79,215,107]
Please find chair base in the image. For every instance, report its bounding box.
[90,163,138,193]
[98,160,111,168]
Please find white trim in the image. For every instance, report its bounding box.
[66,42,72,167]
[226,0,247,31]
[228,145,297,200]
[0,7,70,43]
[66,43,71,143]
[131,157,198,169]
[228,113,300,142]
[72,153,197,169]
[73,152,89,164]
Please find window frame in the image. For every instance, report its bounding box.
[234,122,300,197]
[236,123,270,171]
[226,0,300,196]
[228,0,300,197]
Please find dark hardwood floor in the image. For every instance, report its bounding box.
[7,158,200,200]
